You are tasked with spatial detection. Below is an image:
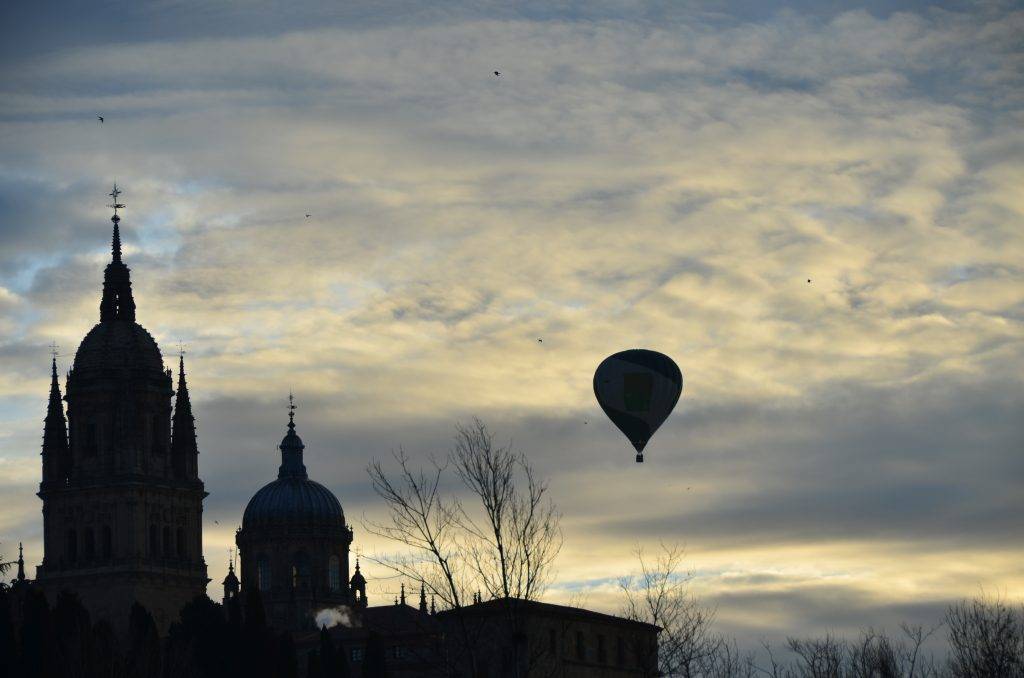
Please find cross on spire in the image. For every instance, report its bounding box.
[108,184,125,218]
[48,341,59,360]
[288,391,297,426]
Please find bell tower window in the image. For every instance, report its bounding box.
[257,555,271,591]
[66,529,78,563]
[292,552,310,589]
[328,555,341,591]
[83,527,95,560]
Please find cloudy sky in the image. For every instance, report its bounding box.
[1,0,1022,655]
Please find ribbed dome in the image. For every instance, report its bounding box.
[242,477,344,527]
[74,321,165,373]
[241,403,345,528]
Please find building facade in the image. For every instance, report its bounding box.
[34,188,209,634]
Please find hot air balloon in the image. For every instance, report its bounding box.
[593,349,683,463]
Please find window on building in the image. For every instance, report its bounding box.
[576,631,585,660]
[150,524,159,557]
[350,648,364,662]
[66,529,77,563]
[176,527,185,558]
[102,526,113,559]
[257,556,271,591]
[597,634,606,663]
[85,422,98,456]
[162,526,171,556]
[291,552,310,589]
[83,527,95,560]
[549,628,557,655]
[328,555,341,591]
[616,636,624,666]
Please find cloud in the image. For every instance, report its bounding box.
[0,0,1021,648]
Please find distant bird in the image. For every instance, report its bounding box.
[97,116,104,123]
[305,214,311,218]
[494,71,501,77]
[537,338,543,343]
[214,520,219,525]
[807,279,811,283]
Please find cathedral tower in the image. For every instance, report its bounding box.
[35,186,209,634]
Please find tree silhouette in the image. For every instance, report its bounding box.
[125,602,160,678]
[0,587,16,678]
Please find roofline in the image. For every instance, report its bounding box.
[436,597,661,632]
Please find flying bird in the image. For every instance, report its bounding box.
[97,116,104,123]
[537,338,543,343]
[807,279,812,283]
[305,214,311,218]
[494,71,501,77]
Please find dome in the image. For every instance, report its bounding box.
[242,476,344,528]
[241,400,345,529]
[74,321,165,374]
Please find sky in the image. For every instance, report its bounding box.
[1,0,1022,657]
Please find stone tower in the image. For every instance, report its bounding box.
[35,186,208,634]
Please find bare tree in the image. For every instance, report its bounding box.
[787,634,846,678]
[620,543,723,677]
[365,418,562,677]
[946,595,1024,678]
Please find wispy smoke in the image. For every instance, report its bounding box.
[314,606,359,629]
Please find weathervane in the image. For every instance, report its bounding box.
[49,341,59,360]
[288,391,297,426]
[108,184,125,222]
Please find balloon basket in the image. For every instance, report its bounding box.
[635,453,644,463]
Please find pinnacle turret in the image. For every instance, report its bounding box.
[42,353,70,483]
[171,353,199,478]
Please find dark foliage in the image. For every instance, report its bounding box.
[0,587,298,678]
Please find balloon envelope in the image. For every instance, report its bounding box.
[593,349,683,462]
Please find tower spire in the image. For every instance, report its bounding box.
[42,346,70,483]
[278,392,307,479]
[99,184,136,321]
[171,351,199,478]
[419,583,427,613]
[16,542,25,582]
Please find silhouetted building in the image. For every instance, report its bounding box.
[34,188,209,634]
[437,597,661,677]
[236,401,357,631]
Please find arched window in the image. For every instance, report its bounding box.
[257,556,271,591]
[102,526,113,559]
[162,526,171,556]
[66,529,77,563]
[83,527,95,560]
[291,552,310,589]
[150,524,159,557]
[328,555,341,592]
[176,527,185,558]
